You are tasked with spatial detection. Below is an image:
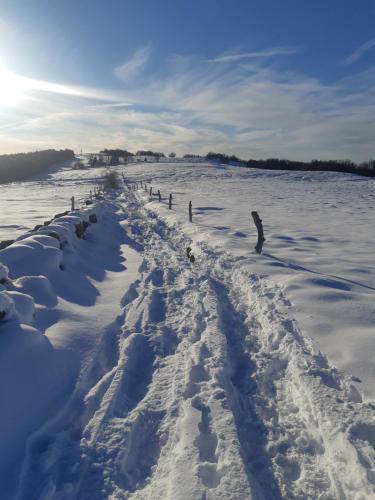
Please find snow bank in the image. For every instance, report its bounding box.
[1,204,101,280]
[0,291,16,321]
[0,197,141,498]
[0,201,104,331]
[0,238,63,280]
[6,291,35,324]
[0,202,104,324]
[0,203,102,324]
[13,275,57,308]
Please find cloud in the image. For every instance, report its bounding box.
[0,66,129,107]
[88,102,132,109]
[0,47,374,161]
[341,39,375,65]
[208,47,297,63]
[114,46,151,82]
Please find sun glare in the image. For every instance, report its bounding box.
[0,66,27,107]
[0,64,112,108]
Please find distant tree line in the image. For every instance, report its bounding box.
[246,158,375,177]
[136,150,165,158]
[204,152,375,178]
[206,152,242,163]
[99,149,166,164]
[100,149,134,164]
[0,149,75,184]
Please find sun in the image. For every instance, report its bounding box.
[0,66,27,107]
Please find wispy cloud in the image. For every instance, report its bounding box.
[114,46,151,82]
[0,66,128,106]
[88,102,132,109]
[1,47,374,161]
[208,47,297,63]
[341,39,375,65]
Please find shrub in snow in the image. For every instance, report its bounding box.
[0,291,16,321]
[103,171,121,190]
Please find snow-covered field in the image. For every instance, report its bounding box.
[0,162,107,241]
[124,161,375,401]
[0,160,374,499]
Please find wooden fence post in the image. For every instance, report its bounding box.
[158,190,161,202]
[71,196,75,211]
[189,201,192,222]
[149,186,153,197]
[145,183,147,192]
[251,211,265,254]
[169,193,172,209]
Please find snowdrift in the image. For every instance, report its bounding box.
[0,201,105,498]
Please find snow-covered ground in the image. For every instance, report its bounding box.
[123,161,375,402]
[0,160,374,499]
[0,161,108,241]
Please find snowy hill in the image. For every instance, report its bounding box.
[0,161,374,499]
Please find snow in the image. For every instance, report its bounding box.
[123,161,375,401]
[0,160,374,499]
[0,160,108,241]
[0,290,16,320]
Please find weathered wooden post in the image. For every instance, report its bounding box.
[169,193,172,209]
[71,196,75,211]
[158,190,161,202]
[149,186,153,196]
[140,180,143,188]
[90,190,92,200]
[189,201,192,222]
[251,211,265,254]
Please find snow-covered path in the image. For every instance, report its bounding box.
[14,189,375,500]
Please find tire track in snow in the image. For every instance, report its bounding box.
[226,268,375,498]
[131,191,375,499]
[207,276,283,498]
[71,197,255,499]
[16,190,375,499]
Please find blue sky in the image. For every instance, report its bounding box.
[0,0,374,160]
